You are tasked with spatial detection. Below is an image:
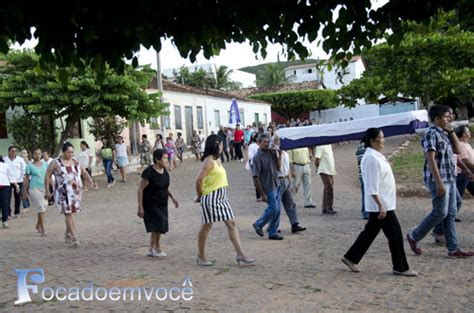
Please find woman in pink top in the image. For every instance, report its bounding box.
[455,125,474,197]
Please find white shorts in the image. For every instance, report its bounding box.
[30,188,47,213]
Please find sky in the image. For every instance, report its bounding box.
[14,0,388,72]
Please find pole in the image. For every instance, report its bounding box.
[156,51,166,136]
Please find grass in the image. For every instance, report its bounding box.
[391,137,425,187]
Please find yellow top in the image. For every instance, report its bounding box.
[288,148,310,165]
[202,159,228,195]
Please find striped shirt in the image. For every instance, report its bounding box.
[421,125,456,184]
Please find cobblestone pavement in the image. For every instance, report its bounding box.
[0,136,472,312]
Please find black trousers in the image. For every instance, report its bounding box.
[234,141,243,160]
[344,211,409,272]
[220,149,230,162]
[9,182,23,216]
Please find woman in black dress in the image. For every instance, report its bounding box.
[137,149,179,257]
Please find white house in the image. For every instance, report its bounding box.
[284,56,365,90]
[163,63,256,88]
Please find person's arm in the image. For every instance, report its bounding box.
[113,147,117,162]
[88,153,93,170]
[371,194,387,220]
[457,158,473,180]
[253,176,267,202]
[22,173,30,200]
[194,158,214,202]
[137,178,149,218]
[446,130,461,154]
[81,166,94,187]
[167,189,179,208]
[314,147,322,169]
[426,150,445,196]
[44,161,56,199]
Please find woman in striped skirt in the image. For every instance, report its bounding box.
[195,134,255,266]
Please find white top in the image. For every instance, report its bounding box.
[245,143,260,170]
[315,145,336,175]
[43,158,53,165]
[77,149,92,169]
[0,162,14,186]
[4,156,26,183]
[278,150,290,177]
[361,147,396,212]
[115,143,128,157]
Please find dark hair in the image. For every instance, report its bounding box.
[257,133,270,143]
[152,149,165,164]
[201,134,221,161]
[31,147,41,155]
[142,134,147,139]
[428,105,450,122]
[250,132,258,144]
[455,125,468,138]
[80,141,90,149]
[8,146,16,152]
[177,132,182,137]
[62,142,74,152]
[362,128,382,148]
[0,155,3,162]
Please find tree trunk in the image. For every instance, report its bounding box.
[53,116,78,157]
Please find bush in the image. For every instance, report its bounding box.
[7,113,57,154]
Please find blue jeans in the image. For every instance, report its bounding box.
[411,181,459,252]
[0,186,12,222]
[433,187,462,235]
[103,159,115,184]
[359,177,369,219]
[456,172,469,198]
[255,188,281,237]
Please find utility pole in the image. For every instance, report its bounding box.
[156,51,166,136]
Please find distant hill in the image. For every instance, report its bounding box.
[239,59,320,82]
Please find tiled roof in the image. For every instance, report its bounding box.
[148,76,269,104]
[229,81,324,98]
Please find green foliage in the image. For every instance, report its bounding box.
[1,1,471,74]
[0,50,167,155]
[338,11,474,114]
[250,90,337,119]
[6,113,57,154]
[88,116,128,144]
[256,63,293,87]
[172,65,241,90]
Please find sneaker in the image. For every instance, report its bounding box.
[111,180,116,187]
[147,249,167,257]
[431,232,446,245]
[304,205,316,208]
[406,233,422,255]
[2,222,9,229]
[341,257,361,273]
[155,251,167,257]
[269,234,284,240]
[448,250,474,258]
[393,269,418,277]
[291,224,306,233]
[65,233,73,244]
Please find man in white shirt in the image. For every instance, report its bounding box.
[315,144,337,214]
[274,136,306,233]
[4,146,27,217]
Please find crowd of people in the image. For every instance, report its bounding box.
[0,105,472,275]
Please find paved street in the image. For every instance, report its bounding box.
[0,136,472,312]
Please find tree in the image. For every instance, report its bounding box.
[0,51,168,155]
[0,1,472,74]
[250,90,337,120]
[173,66,215,89]
[6,113,57,154]
[338,11,474,118]
[257,63,293,87]
[213,65,241,90]
[88,116,128,145]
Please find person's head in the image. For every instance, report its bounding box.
[156,134,163,141]
[8,146,17,158]
[20,149,28,160]
[257,133,271,151]
[201,134,222,161]
[455,125,470,140]
[428,105,451,128]
[193,130,197,136]
[267,126,273,135]
[152,149,168,168]
[80,141,90,151]
[42,151,50,161]
[246,125,251,130]
[117,136,124,144]
[62,142,75,160]
[142,134,148,141]
[250,132,258,144]
[32,148,42,161]
[219,125,224,131]
[177,132,182,138]
[447,107,456,123]
[362,128,384,151]
[272,135,281,150]
[236,124,241,130]
[169,132,174,138]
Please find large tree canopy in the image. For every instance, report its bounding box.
[338,11,474,118]
[0,51,167,155]
[0,1,472,73]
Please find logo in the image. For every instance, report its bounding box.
[15,268,193,305]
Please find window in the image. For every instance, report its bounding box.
[148,117,160,129]
[263,113,268,126]
[197,106,204,129]
[254,113,259,124]
[0,112,7,139]
[307,68,313,74]
[164,114,171,129]
[69,120,83,138]
[239,109,245,126]
[293,70,296,75]
[174,105,182,129]
[214,110,220,127]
